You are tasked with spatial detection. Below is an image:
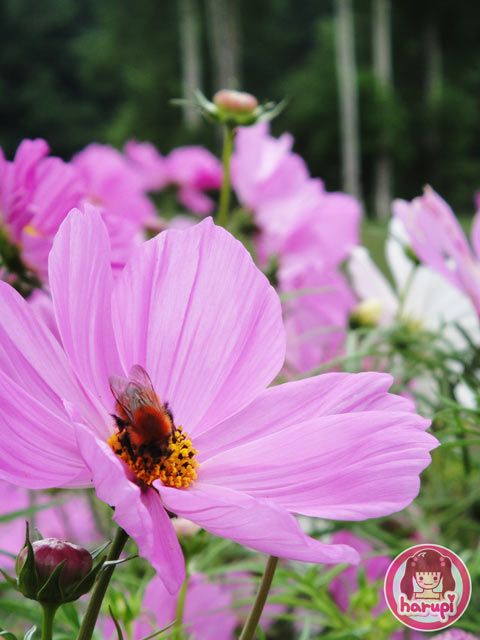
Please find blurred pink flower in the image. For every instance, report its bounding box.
[0,211,436,594]
[134,573,237,640]
[124,140,168,192]
[0,139,49,243]
[394,186,480,314]
[232,124,361,268]
[20,156,85,279]
[73,143,157,269]
[280,261,356,374]
[0,479,101,570]
[73,143,156,226]
[232,123,310,212]
[165,146,222,214]
[433,631,479,640]
[328,531,390,614]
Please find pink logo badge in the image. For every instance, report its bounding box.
[384,544,471,632]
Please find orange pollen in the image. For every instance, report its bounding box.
[107,426,198,489]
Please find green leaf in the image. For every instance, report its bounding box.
[103,554,138,568]
[0,630,18,640]
[0,502,64,524]
[139,622,176,640]
[109,606,125,640]
[0,569,18,589]
[23,627,37,640]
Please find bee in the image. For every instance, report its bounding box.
[109,365,174,459]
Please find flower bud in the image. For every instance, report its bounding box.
[213,89,259,115]
[9,525,107,605]
[192,89,284,128]
[16,538,92,590]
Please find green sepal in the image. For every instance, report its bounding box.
[0,629,18,640]
[63,555,107,603]
[17,524,38,599]
[36,561,65,604]
[90,540,111,561]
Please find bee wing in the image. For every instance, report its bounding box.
[109,374,135,421]
[127,365,163,410]
[128,365,155,390]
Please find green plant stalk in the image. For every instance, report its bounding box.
[217,125,235,228]
[172,576,188,640]
[239,556,278,640]
[41,604,59,640]
[76,527,129,640]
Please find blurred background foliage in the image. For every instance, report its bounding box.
[1,0,480,216]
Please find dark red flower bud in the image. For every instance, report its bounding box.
[17,538,92,590]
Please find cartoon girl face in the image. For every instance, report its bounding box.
[415,571,442,590]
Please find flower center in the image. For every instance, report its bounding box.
[107,426,198,489]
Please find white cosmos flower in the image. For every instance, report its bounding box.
[348,219,480,351]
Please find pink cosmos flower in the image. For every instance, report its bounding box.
[134,572,237,640]
[433,632,479,640]
[20,156,85,279]
[0,139,49,243]
[165,146,223,215]
[0,210,437,594]
[73,143,156,227]
[280,261,356,374]
[328,531,391,614]
[124,140,168,192]
[0,480,101,570]
[232,123,310,213]
[394,186,480,314]
[73,144,157,269]
[232,124,361,269]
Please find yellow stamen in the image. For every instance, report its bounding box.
[107,426,198,489]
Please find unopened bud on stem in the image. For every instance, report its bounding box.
[213,89,259,115]
[16,538,92,590]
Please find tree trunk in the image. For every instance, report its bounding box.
[206,0,241,90]
[335,0,362,202]
[179,0,202,129]
[425,21,442,104]
[372,0,392,219]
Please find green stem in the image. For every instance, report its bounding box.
[76,527,129,640]
[239,556,278,640]
[41,604,59,640]
[217,125,235,228]
[172,576,188,640]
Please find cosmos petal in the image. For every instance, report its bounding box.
[0,280,103,436]
[0,369,89,488]
[385,218,416,293]
[155,482,360,565]
[49,206,123,414]
[112,217,286,434]
[403,267,480,348]
[200,410,437,520]
[75,425,185,594]
[195,372,415,460]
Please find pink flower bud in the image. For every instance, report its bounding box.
[213,90,258,114]
[17,538,92,589]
